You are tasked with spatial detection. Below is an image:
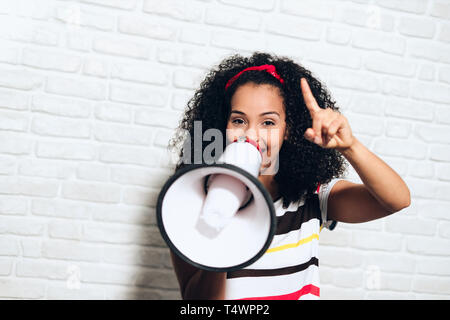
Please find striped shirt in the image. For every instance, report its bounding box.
[224,178,342,300]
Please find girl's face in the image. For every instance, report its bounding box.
[226,82,288,175]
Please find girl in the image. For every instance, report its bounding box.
[168,52,410,300]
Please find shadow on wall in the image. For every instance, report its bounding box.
[129,163,182,300]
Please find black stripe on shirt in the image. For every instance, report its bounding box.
[226,257,318,279]
[275,194,321,235]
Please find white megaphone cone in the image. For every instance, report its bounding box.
[197,137,262,237]
[156,136,276,272]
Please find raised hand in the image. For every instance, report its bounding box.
[301,78,355,152]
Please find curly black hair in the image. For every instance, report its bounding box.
[169,52,348,209]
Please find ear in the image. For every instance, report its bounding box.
[284,128,289,141]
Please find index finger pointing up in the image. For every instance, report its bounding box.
[301,78,321,115]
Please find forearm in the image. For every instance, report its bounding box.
[339,138,411,212]
[183,270,226,300]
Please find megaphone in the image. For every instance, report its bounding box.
[156,136,277,272]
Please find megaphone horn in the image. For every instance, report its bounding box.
[156,136,277,272]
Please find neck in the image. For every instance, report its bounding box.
[258,174,279,201]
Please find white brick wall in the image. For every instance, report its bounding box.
[0,0,448,300]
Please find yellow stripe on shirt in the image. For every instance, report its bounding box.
[266,233,319,254]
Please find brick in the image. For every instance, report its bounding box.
[36,141,95,160]
[31,114,91,138]
[339,5,395,32]
[22,48,82,73]
[438,24,450,43]
[373,138,427,160]
[111,167,170,188]
[143,0,203,22]
[48,220,83,240]
[19,158,74,179]
[211,30,266,51]
[348,94,384,116]
[346,114,384,136]
[319,247,363,268]
[93,37,149,59]
[364,55,416,77]
[173,69,206,90]
[218,0,275,11]
[82,58,109,78]
[0,68,43,91]
[413,275,450,294]
[385,97,433,121]
[409,161,434,179]
[118,16,176,41]
[21,238,42,258]
[99,145,162,167]
[31,94,92,118]
[0,155,16,175]
[431,0,450,20]
[418,64,436,81]
[0,236,20,256]
[385,120,411,138]
[111,62,169,86]
[0,176,59,197]
[16,259,68,279]
[407,236,450,256]
[94,102,132,124]
[280,0,335,21]
[80,0,137,10]
[109,83,167,107]
[409,39,450,64]
[326,26,352,45]
[307,45,361,69]
[0,258,12,275]
[0,195,27,215]
[0,88,29,111]
[45,76,107,100]
[205,7,261,31]
[55,6,114,31]
[82,223,154,245]
[90,206,154,225]
[76,163,109,182]
[0,279,45,299]
[266,15,323,40]
[329,70,380,92]
[364,252,415,274]
[31,199,91,220]
[351,231,403,251]
[376,0,428,14]
[93,122,153,146]
[398,17,436,39]
[43,240,102,262]
[439,222,450,239]
[62,181,121,203]
[0,109,28,132]
[384,214,437,236]
[135,107,181,129]
[179,27,210,46]
[352,30,406,55]
[81,264,137,285]
[122,187,159,207]
[382,78,410,97]
[135,268,179,289]
[414,124,450,145]
[430,145,450,162]
[417,256,450,276]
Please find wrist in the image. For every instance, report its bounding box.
[337,136,359,158]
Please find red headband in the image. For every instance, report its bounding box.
[225,64,284,90]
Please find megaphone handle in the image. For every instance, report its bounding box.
[203,174,253,211]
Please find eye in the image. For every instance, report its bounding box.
[263,120,275,126]
[231,118,245,125]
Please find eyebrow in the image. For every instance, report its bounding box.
[230,110,280,117]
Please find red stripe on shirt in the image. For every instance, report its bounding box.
[237,284,320,300]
